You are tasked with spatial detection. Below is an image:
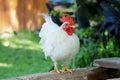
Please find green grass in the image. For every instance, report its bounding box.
[0,30,53,79]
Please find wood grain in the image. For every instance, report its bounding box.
[7,68,91,80]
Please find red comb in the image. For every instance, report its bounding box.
[60,14,74,26]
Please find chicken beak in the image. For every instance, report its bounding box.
[70,25,76,28]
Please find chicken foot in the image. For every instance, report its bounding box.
[50,64,61,73]
[62,63,72,73]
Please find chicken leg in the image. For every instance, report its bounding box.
[50,63,61,73]
[62,63,72,73]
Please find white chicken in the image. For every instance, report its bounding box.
[39,13,80,73]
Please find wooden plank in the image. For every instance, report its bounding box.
[88,58,120,80]
[87,67,120,80]
[7,68,92,80]
[107,78,120,80]
[93,57,120,69]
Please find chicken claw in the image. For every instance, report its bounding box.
[50,64,61,73]
[50,68,61,73]
[62,63,72,73]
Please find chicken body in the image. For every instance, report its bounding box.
[39,13,80,72]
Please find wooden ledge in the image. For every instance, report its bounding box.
[94,57,120,69]
[107,78,120,80]
[7,68,92,80]
[88,57,120,80]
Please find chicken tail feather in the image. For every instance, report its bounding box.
[41,13,52,23]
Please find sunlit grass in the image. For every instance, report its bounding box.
[0,29,53,79]
[0,63,13,67]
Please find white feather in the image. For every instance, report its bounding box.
[39,13,80,63]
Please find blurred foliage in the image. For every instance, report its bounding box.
[68,0,120,68]
[72,27,120,68]
[50,10,62,17]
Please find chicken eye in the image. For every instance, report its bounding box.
[65,24,68,26]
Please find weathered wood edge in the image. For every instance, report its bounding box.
[107,78,120,80]
[6,68,93,80]
[94,57,120,69]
